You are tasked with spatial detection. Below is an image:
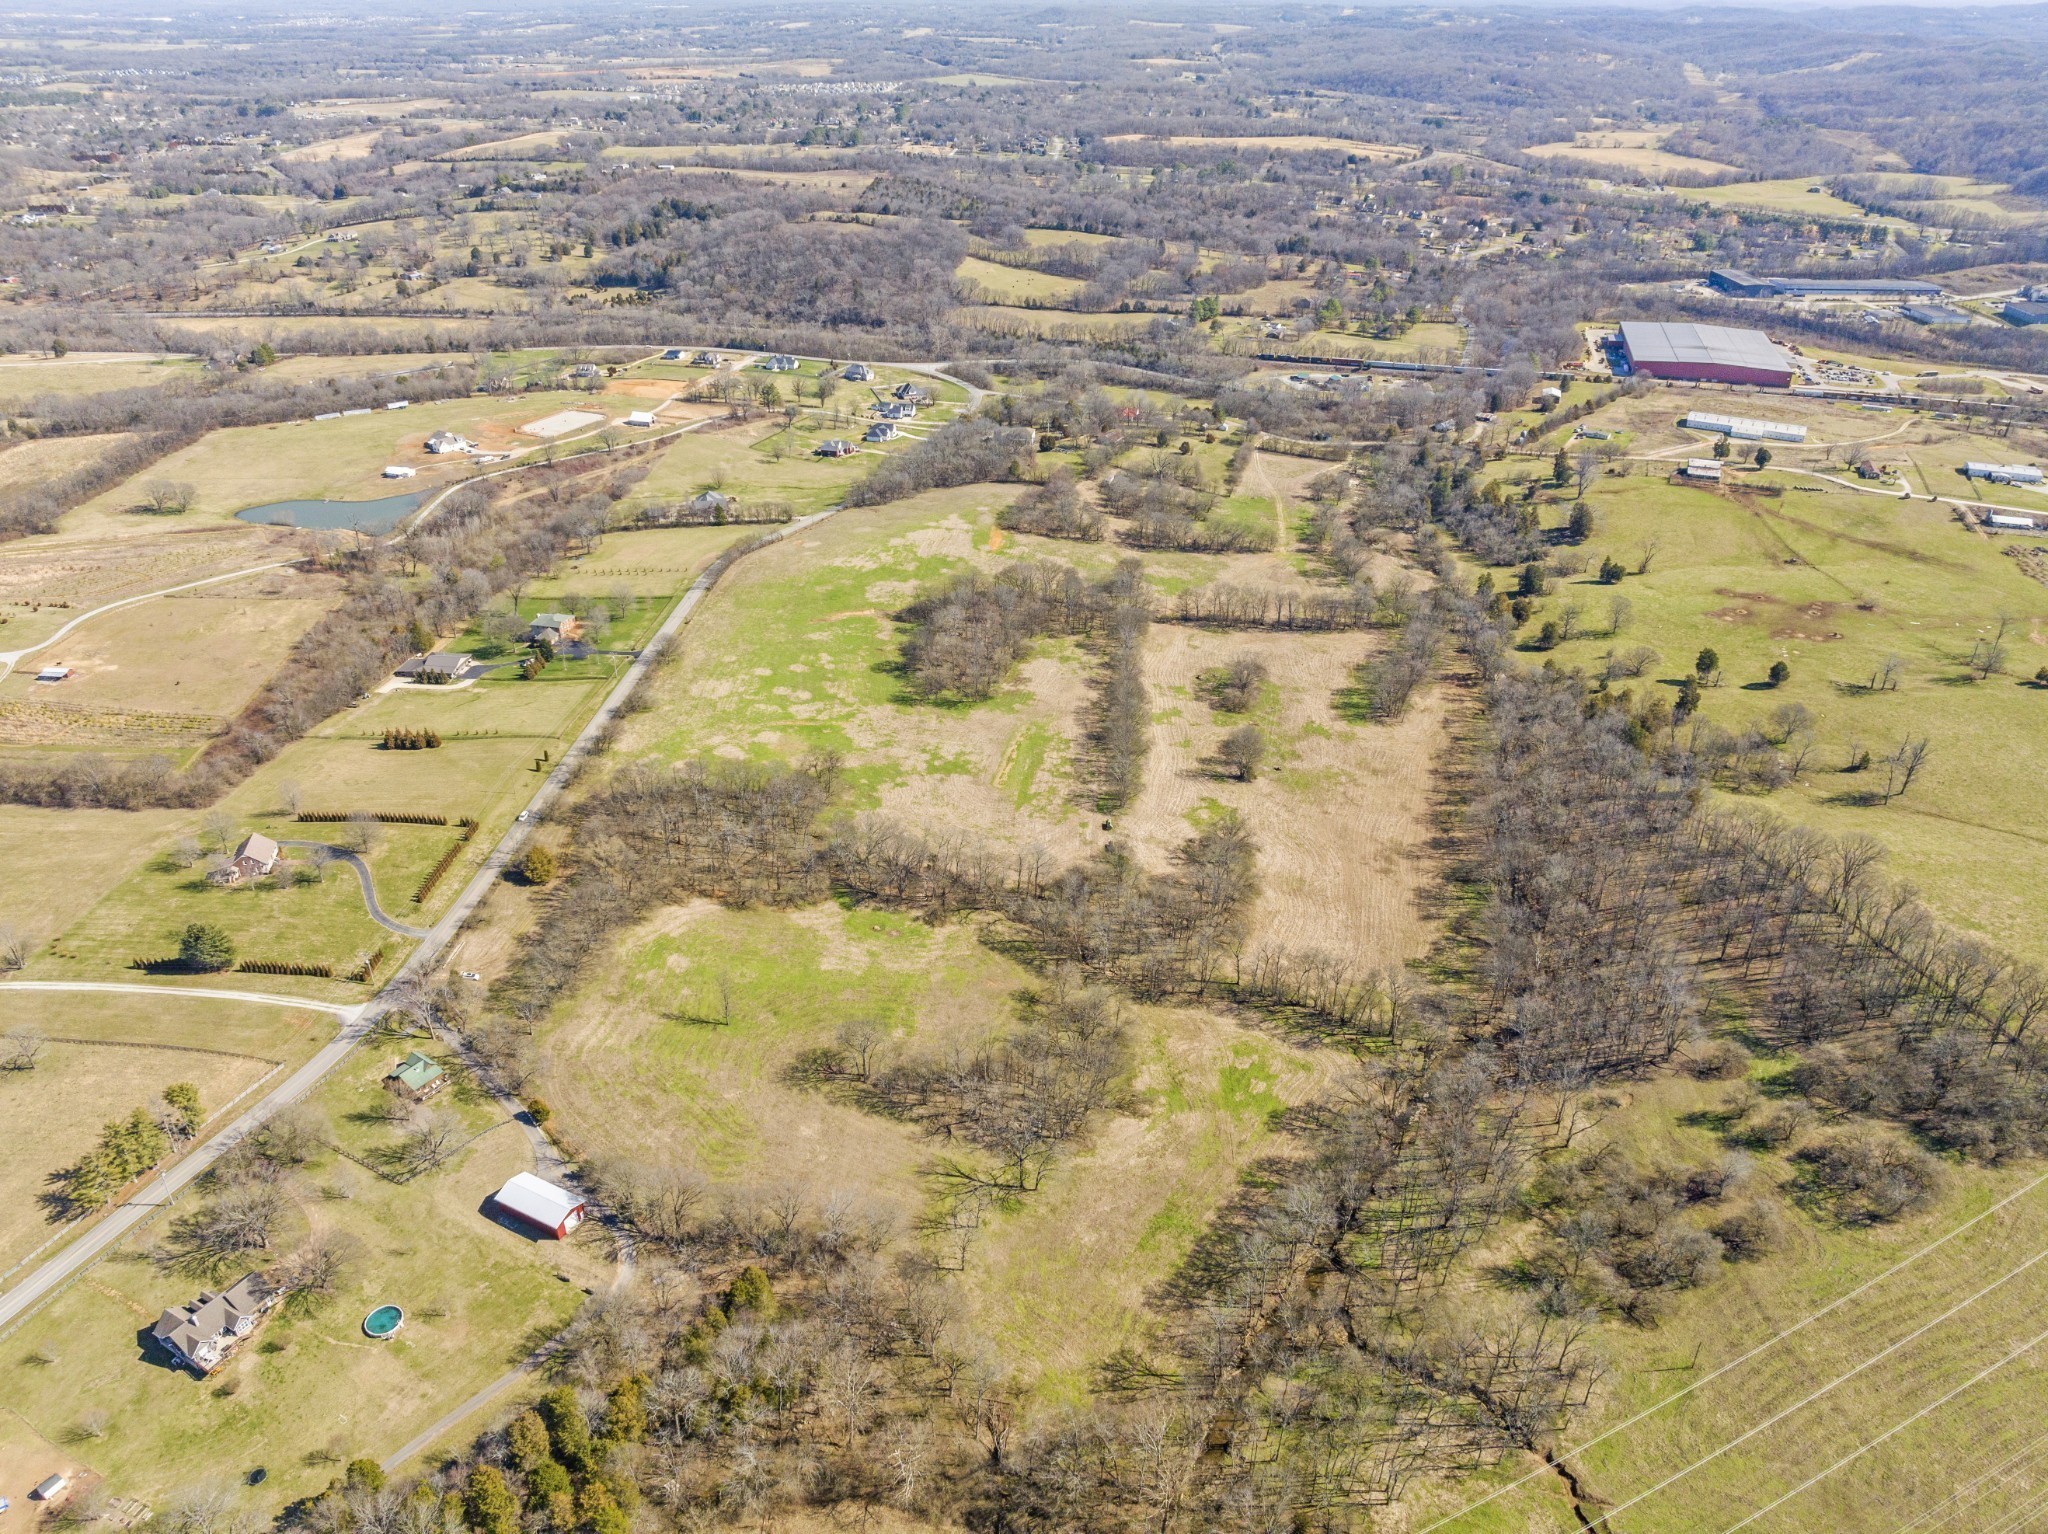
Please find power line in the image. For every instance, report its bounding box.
[1416,1164,2048,1532]
[1578,1241,2048,1531]
[1713,1319,2048,1534]
[1887,1422,2048,1534]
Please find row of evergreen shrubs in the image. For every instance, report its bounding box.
[296,810,449,825]
[414,817,481,904]
[380,728,444,750]
[237,959,334,978]
[349,944,390,984]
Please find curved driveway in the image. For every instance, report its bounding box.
[279,840,431,938]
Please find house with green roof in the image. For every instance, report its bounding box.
[383,1050,446,1102]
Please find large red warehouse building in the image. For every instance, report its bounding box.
[1617,321,1796,388]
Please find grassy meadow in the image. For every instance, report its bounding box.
[1488,462,2048,967]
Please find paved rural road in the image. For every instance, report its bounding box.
[0,560,298,682]
[0,500,844,1464]
[0,985,367,1330]
[279,841,432,938]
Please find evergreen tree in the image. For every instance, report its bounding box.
[462,1467,518,1534]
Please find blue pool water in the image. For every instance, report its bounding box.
[235,491,427,533]
[362,1304,404,1338]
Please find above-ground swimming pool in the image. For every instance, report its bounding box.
[362,1305,404,1339]
[236,491,427,534]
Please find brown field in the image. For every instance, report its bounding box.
[0,566,340,722]
[0,432,142,493]
[1125,623,1448,965]
[0,523,296,652]
[0,1038,277,1273]
[1524,129,1740,179]
[0,806,194,950]
[960,998,1354,1401]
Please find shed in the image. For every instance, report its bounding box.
[34,665,70,683]
[32,1476,67,1502]
[491,1172,587,1238]
[382,465,417,479]
[625,410,657,428]
[1682,459,1724,481]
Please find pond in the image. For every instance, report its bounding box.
[362,1304,405,1339]
[235,491,427,533]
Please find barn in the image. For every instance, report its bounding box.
[1618,322,1796,388]
[490,1172,587,1239]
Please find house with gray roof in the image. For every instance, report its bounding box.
[151,1272,278,1374]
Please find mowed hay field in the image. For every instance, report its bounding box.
[0,805,192,950]
[1496,469,2048,969]
[0,1039,276,1273]
[1413,1076,2048,1534]
[0,523,298,651]
[0,569,341,730]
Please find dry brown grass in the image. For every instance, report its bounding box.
[1123,623,1448,967]
[0,1039,275,1271]
[0,568,340,721]
[0,524,300,650]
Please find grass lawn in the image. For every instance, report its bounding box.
[33,835,414,984]
[622,419,873,518]
[1490,471,2048,966]
[0,1049,599,1510]
[525,526,740,598]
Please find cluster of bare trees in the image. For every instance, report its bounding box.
[828,814,1258,1004]
[1085,559,1151,812]
[897,570,1072,703]
[1524,1146,1765,1324]
[1169,582,1384,631]
[1347,593,1446,722]
[995,466,1104,542]
[1103,463,1276,554]
[497,755,840,1026]
[846,419,1038,507]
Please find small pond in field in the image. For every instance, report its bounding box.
[362,1304,404,1339]
[236,491,426,533]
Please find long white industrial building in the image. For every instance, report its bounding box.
[1681,410,1808,443]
